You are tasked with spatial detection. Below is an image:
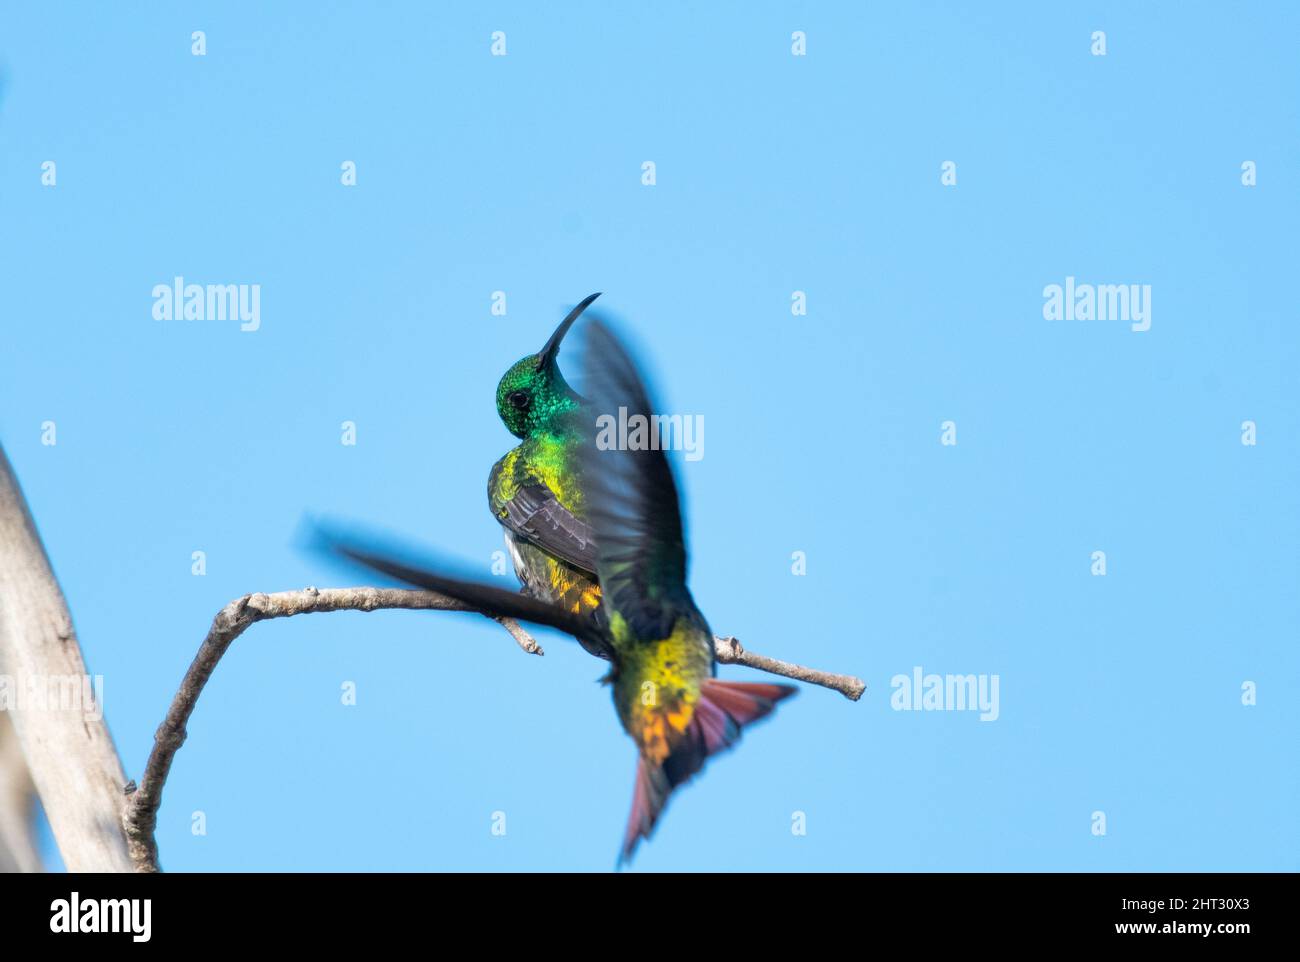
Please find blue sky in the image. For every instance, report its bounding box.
[1,1,1296,871]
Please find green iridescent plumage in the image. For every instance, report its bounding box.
[486,295,605,654]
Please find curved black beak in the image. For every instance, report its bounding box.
[536,292,601,371]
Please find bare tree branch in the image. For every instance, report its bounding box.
[123,585,865,872]
[714,636,867,700]
[0,445,134,872]
[121,586,540,871]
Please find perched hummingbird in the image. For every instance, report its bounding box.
[488,293,605,656]
[324,317,796,864]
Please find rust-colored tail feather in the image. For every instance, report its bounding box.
[618,679,796,865]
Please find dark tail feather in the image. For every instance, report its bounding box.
[618,679,797,866]
[619,757,669,868]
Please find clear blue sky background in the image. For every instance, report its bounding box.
[1,2,1295,872]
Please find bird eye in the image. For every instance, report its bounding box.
[508,390,530,410]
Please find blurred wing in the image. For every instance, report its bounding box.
[579,320,690,640]
[314,525,613,657]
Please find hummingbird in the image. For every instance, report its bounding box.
[323,317,796,864]
[488,292,606,657]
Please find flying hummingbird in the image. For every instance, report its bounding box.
[488,292,605,657]
[323,317,796,865]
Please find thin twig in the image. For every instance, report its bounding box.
[713,635,866,701]
[121,586,541,872]
[122,586,864,872]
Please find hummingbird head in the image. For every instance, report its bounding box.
[494,293,600,438]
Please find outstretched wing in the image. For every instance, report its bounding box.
[314,524,613,658]
[578,320,691,641]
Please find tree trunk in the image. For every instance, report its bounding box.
[0,712,40,872]
[0,445,132,871]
